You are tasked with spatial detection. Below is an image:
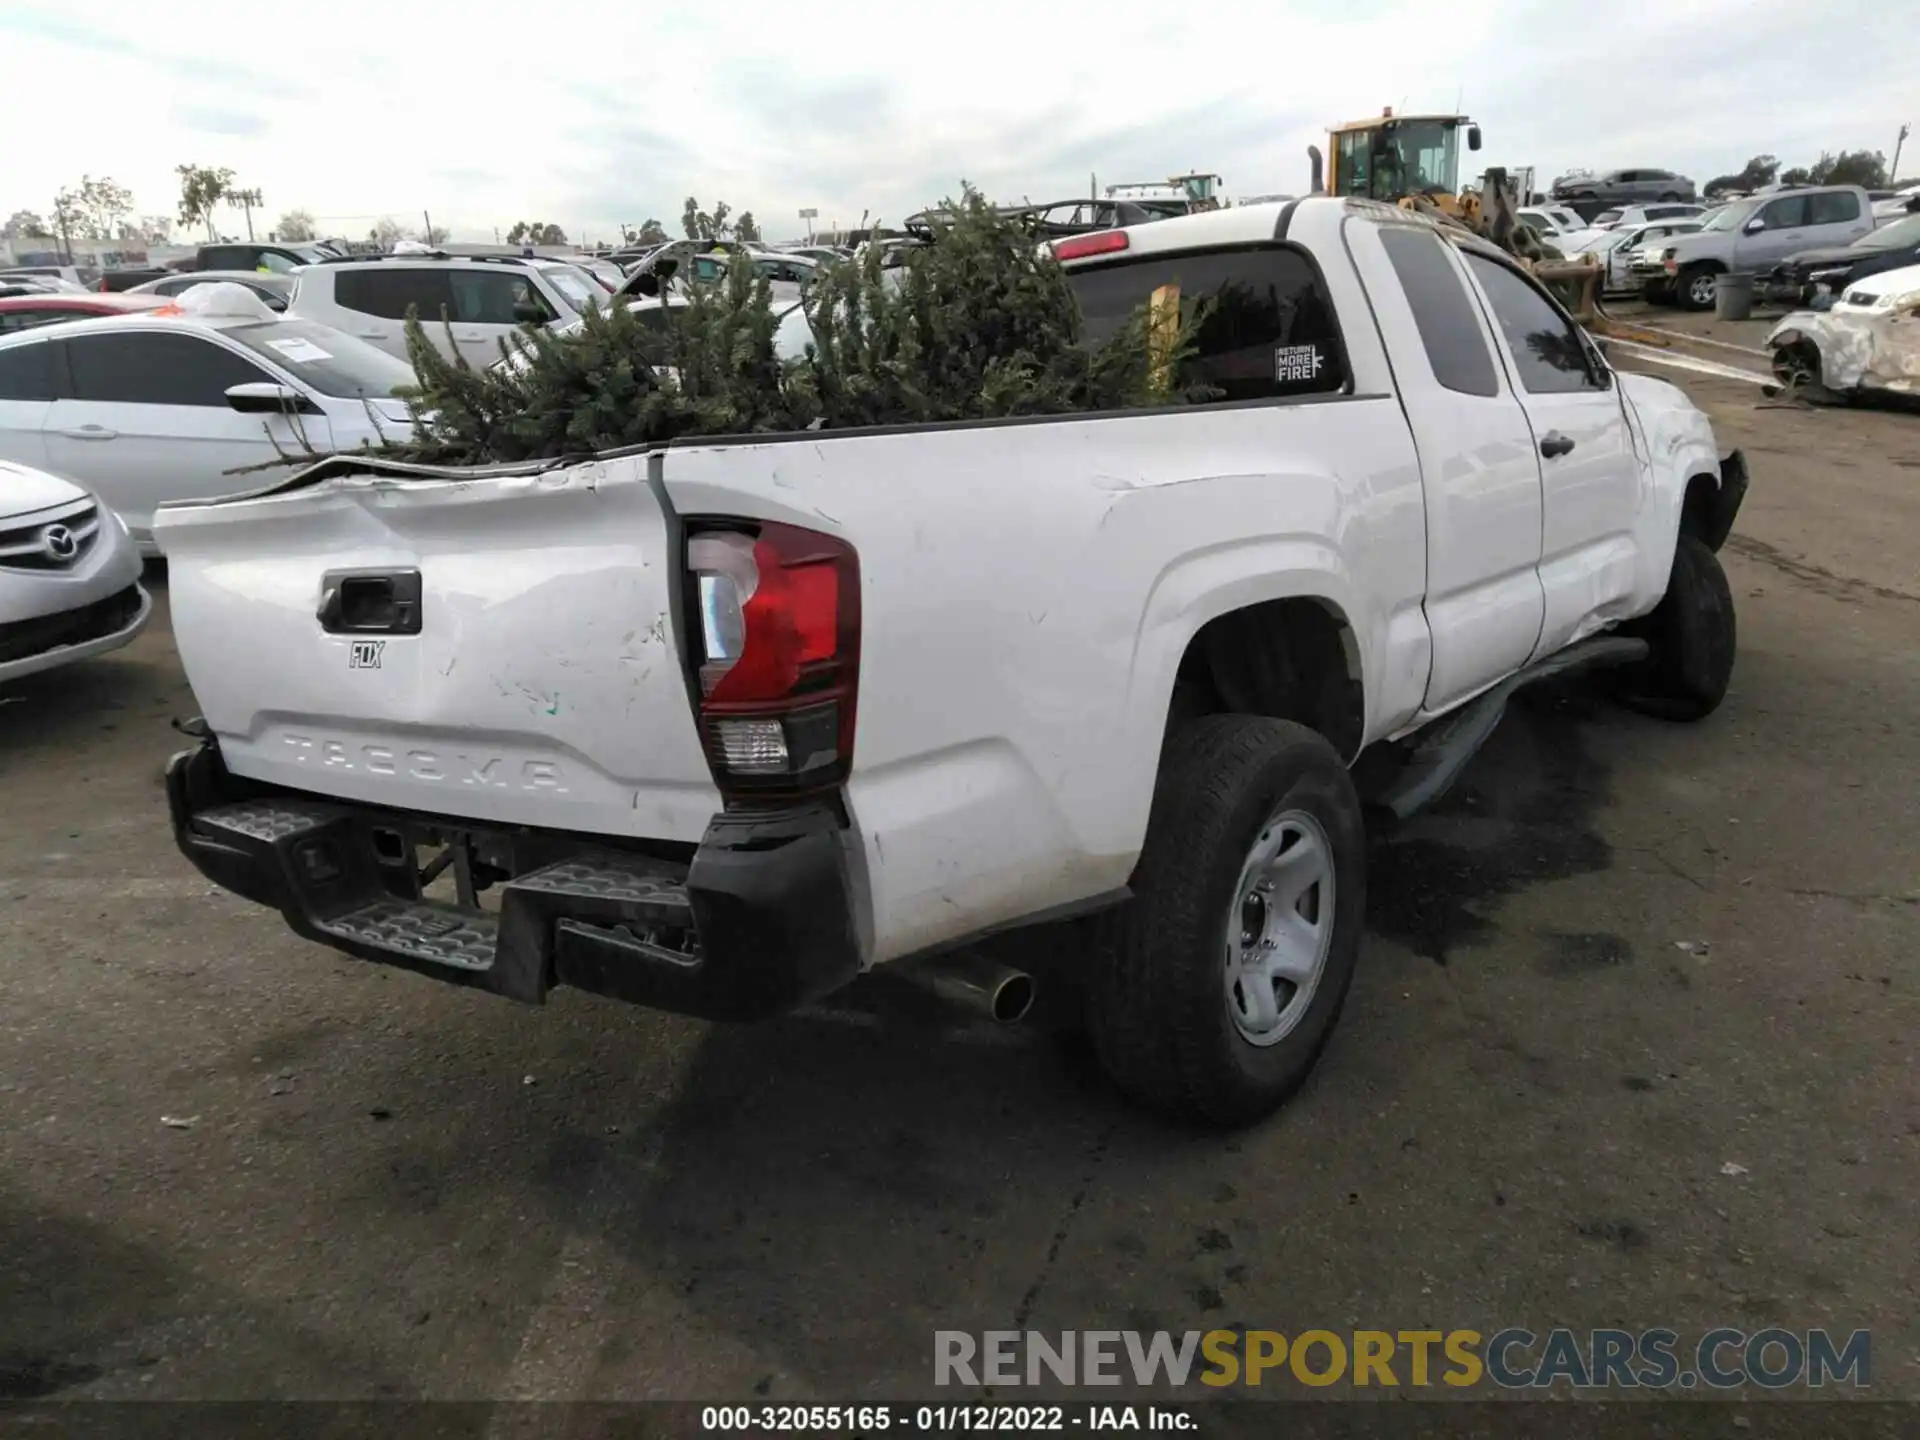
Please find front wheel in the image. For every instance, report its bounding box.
[1677,265,1721,311]
[1618,534,1737,721]
[1084,717,1367,1127]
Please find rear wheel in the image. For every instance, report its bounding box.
[1677,265,1721,311]
[1618,534,1736,721]
[1084,717,1366,1127]
[1658,191,1682,202]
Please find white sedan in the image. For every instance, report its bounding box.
[0,284,416,555]
[0,459,150,686]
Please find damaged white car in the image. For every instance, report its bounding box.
[1767,262,1920,404]
[0,459,150,686]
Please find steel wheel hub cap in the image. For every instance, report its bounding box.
[1225,808,1335,1046]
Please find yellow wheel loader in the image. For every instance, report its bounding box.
[1309,109,1605,326]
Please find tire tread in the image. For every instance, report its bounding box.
[1085,716,1364,1126]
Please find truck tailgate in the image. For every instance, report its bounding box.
[155,455,721,842]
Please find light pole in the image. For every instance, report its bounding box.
[1894,123,1911,185]
[799,207,817,241]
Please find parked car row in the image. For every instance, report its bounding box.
[0,283,413,553]
[1646,185,1880,310]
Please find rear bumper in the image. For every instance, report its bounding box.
[165,736,863,1021]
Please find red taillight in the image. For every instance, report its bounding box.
[1052,229,1130,262]
[687,520,859,799]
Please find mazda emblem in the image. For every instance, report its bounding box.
[40,524,78,563]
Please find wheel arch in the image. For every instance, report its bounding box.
[1167,593,1368,763]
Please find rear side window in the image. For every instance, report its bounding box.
[65,330,271,405]
[448,270,552,325]
[1808,191,1861,224]
[334,267,454,321]
[1070,245,1347,402]
[1378,228,1498,397]
[0,341,55,400]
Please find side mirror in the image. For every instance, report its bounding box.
[1743,217,1765,234]
[1467,124,1482,152]
[632,272,662,298]
[512,301,548,325]
[225,381,315,415]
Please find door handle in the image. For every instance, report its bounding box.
[318,568,423,635]
[61,425,118,441]
[353,329,387,339]
[1539,432,1576,459]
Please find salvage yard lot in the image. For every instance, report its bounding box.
[2,361,1916,1402]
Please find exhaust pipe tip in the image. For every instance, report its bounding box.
[990,971,1035,1024]
[899,952,1036,1024]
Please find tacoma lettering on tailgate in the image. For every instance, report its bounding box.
[281,735,570,792]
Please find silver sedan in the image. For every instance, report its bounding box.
[0,460,150,687]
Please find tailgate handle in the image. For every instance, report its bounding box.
[318,569,423,635]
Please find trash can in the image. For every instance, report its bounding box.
[1714,271,1755,321]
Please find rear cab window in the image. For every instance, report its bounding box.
[1069,245,1348,402]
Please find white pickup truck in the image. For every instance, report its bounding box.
[157,198,1748,1126]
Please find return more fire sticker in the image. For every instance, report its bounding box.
[1274,344,1327,384]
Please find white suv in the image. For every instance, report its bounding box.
[286,256,600,368]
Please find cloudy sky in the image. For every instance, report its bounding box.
[2,0,1911,246]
